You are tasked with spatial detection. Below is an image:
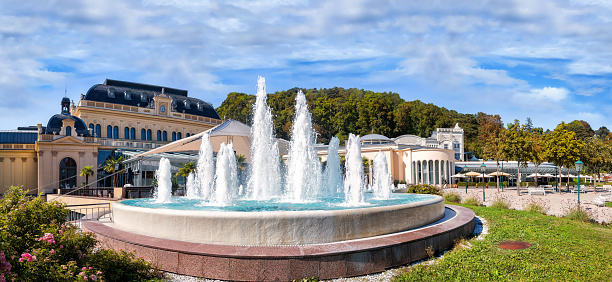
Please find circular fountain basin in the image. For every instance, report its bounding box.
[112,194,445,246]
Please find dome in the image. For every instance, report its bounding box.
[360,134,394,145]
[45,98,90,136]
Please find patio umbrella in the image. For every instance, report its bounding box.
[489,171,510,176]
[451,173,465,178]
[476,174,492,178]
[527,173,545,178]
[464,171,481,177]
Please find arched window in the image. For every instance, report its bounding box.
[113,126,119,139]
[130,128,136,140]
[141,129,146,140]
[89,124,94,135]
[59,157,77,189]
[65,126,71,136]
[124,127,129,139]
[177,132,181,140]
[172,132,176,141]
[107,125,112,138]
[95,124,101,137]
[157,130,162,141]
[162,131,168,141]
[186,133,190,137]
[146,129,152,141]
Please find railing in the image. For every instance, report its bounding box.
[0,144,36,150]
[59,187,114,198]
[125,186,154,199]
[66,203,112,224]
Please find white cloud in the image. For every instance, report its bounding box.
[516,87,570,102]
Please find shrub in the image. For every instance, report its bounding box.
[407,184,442,195]
[486,182,496,188]
[443,192,462,204]
[393,179,400,186]
[399,180,407,184]
[548,181,557,186]
[523,198,550,215]
[563,203,593,222]
[456,182,467,187]
[502,181,508,187]
[467,182,476,187]
[490,195,511,209]
[0,186,162,281]
[462,195,483,206]
[87,249,162,282]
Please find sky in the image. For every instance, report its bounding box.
[1,0,611,132]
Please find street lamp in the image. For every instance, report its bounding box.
[575,158,584,205]
[555,166,559,193]
[464,165,468,193]
[481,162,486,202]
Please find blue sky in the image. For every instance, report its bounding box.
[1,0,611,132]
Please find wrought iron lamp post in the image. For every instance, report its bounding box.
[575,158,584,205]
[481,162,486,202]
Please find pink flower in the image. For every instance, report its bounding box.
[49,249,56,255]
[61,265,67,270]
[89,275,97,281]
[60,245,64,249]
[82,267,87,271]
[88,267,92,270]
[79,272,85,276]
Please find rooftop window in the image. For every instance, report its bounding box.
[197,102,203,111]
[184,100,191,109]
[108,88,115,98]
[141,92,147,102]
[124,90,131,100]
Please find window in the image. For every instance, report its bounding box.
[141,129,146,140]
[124,127,129,139]
[89,124,94,134]
[186,133,190,137]
[113,126,119,139]
[65,126,71,136]
[107,125,112,138]
[172,132,176,141]
[130,128,136,140]
[197,102,203,111]
[162,131,168,141]
[453,143,460,149]
[444,144,448,149]
[157,130,161,141]
[141,92,147,102]
[455,153,461,160]
[124,90,131,100]
[59,157,77,189]
[177,132,181,140]
[107,88,115,98]
[146,129,152,141]
[95,124,101,137]
[184,100,191,109]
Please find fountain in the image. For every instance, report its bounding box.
[372,151,393,199]
[85,77,475,281]
[153,157,172,203]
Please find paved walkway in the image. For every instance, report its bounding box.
[444,185,612,223]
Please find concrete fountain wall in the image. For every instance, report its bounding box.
[111,195,445,246]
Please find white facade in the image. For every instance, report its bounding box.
[393,123,464,161]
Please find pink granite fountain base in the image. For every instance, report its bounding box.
[82,205,474,281]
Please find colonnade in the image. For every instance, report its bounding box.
[412,160,455,186]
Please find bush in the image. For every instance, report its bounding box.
[456,182,467,187]
[502,181,508,187]
[393,179,400,186]
[490,195,511,209]
[443,192,462,204]
[399,180,407,184]
[523,198,550,215]
[0,186,163,281]
[87,249,162,282]
[462,195,483,206]
[407,184,442,195]
[563,204,593,222]
[548,181,557,186]
[486,182,496,188]
[467,182,476,187]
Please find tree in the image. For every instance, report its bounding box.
[500,120,533,195]
[175,161,196,179]
[235,154,247,185]
[79,166,94,188]
[103,156,124,188]
[595,126,610,140]
[580,137,612,189]
[566,120,595,140]
[542,122,584,191]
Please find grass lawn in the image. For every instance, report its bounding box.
[393,204,612,281]
[606,202,612,208]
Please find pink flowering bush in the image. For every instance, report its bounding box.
[0,186,162,281]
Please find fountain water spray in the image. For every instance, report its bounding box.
[154,157,173,203]
[344,134,365,204]
[247,76,282,200]
[322,137,343,198]
[213,142,239,206]
[185,173,196,198]
[285,90,322,201]
[372,151,393,199]
[195,133,214,200]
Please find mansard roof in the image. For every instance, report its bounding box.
[83,79,220,120]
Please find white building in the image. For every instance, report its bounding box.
[393,123,464,161]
